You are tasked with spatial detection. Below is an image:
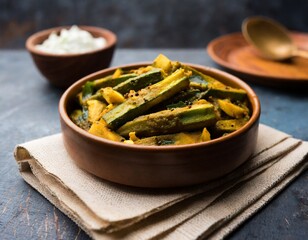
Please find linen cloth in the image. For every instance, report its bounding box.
[14,124,308,239]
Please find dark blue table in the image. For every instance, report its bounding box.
[0,49,307,239]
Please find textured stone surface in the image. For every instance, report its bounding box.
[1,0,308,48]
[0,49,307,239]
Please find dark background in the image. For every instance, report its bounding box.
[1,1,308,239]
[1,0,308,49]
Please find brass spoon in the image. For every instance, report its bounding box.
[242,16,308,61]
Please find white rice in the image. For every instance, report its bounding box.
[35,25,107,54]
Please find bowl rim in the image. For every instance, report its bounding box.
[25,25,117,57]
[59,62,261,151]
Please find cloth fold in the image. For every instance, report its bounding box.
[14,124,308,240]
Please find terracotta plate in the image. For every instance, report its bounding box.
[207,32,308,87]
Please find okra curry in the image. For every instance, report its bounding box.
[70,54,251,146]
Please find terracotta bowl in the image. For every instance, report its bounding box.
[26,26,117,88]
[59,63,261,188]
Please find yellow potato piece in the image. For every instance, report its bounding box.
[200,127,211,142]
[174,132,201,145]
[218,99,247,119]
[88,119,124,142]
[112,68,122,79]
[129,132,140,141]
[152,54,173,75]
[100,87,125,104]
[87,100,106,123]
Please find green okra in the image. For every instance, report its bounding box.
[93,73,138,89]
[113,68,163,94]
[117,103,216,137]
[103,68,190,129]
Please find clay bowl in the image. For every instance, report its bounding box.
[26,26,117,88]
[59,63,260,188]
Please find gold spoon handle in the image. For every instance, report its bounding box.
[294,49,308,59]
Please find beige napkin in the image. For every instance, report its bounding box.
[14,124,308,240]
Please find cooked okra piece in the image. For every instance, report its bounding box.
[215,119,248,133]
[103,68,190,129]
[113,68,163,94]
[207,85,247,101]
[93,73,138,89]
[117,103,216,137]
[70,109,91,130]
[133,131,203,146]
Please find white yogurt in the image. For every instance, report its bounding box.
[35,25,107,54]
